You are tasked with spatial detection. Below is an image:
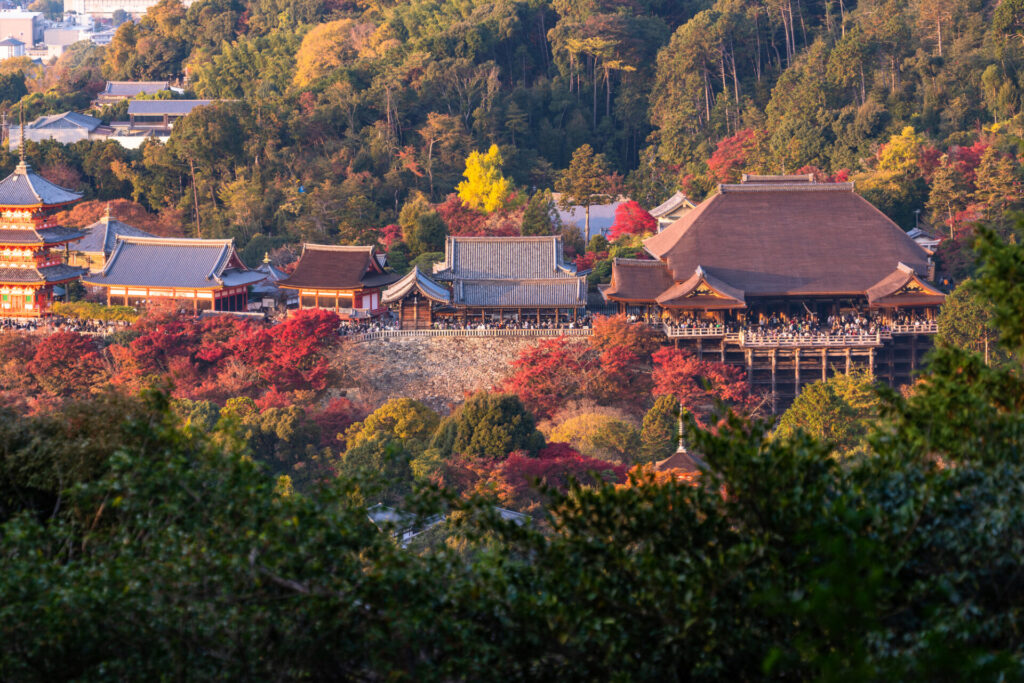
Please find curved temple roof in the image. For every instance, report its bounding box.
[279,244,400,291]
[643,178,937,299]
[84,236,265,290]
[0,161,84,208]
[381,266,451,304]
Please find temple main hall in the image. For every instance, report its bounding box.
[602,174,946,410]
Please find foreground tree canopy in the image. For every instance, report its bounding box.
[3,219,1024,677]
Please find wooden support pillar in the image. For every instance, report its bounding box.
[770,349,778,414]
[794,348,801,395]
[314,290,320,309]
[845,348,851,375]
[537,308,541,325]
[868,347,875,378]
[193,290,198,315]
[106,289,110,306]
[821,348,827,381]
[746,349,753,392]
[573,307,578,322]
[720,341,726,363]
[696,337,703,360]
[911,334,917,372]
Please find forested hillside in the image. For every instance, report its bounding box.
[7,0,1024,270]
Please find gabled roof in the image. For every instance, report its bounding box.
[866,263,946,308]
[643,177,933,298]
[278,244,399,291]
[433,235,578,281]
[381,266,451,304]
[75,213,153,255]
[602,258,674,303]
[656,266,746,310]
[29,111,100,132]
[649,191,696,219]
[83,236,265,290]
[0,263,84,285]
[0,36,24,47]
[0,161,83,207]
[0,225,83,246]
[103,80,169,97]
[127,99,215,116]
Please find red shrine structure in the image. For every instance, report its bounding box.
[0,160,85,317]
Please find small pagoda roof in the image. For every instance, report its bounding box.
[381,266,451,304]
[602,258,674,304]
[84,236,265,290]
[0,161,83,208]
[278,244,399,291]
[0,225,83,246]
[649,191,696,219]
[0,263,84,285]
[643,175,933,298]
[655,445,704,474]
[127,99,216,117]
[656,266,746,310]
[866,263,946,308]
[76,211,153,255]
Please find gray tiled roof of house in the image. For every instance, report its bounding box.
[0,225,84,245]
[76,215,153,255]
[0,263,84,284]
[127,99,216,116]
[29,112,101,131]
[0,37,24,47]
[103,81,169,97]
[83,236,266,289]
[433,236,578,280]
[0,162,83,206]
[381,266,451,304]
[455,278,587,308]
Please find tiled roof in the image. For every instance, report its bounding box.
[643,178,933,298]
[0,37,23,47]
[30,112,101,131]
[0,263,84,284]
[103,81,169,97]
[83,236,265,289]
[433,236,578,280]
[455,278,587,308]
[75,215,153,255]
[0,162,83,207]
[602,258,674,303]
[279,244,399,291]
[381,266,451,304]
[127,100,215,116]
[649,191,695,218]
[0,226,84,245]
[656,266,746,309]
[866,263,946,308]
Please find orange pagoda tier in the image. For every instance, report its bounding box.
[0,161,86,317]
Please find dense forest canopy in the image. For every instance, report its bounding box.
[4,0,1023,275]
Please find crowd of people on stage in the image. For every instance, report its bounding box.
[0,316,132,335]
[335,314,594,336]
[650,310,935,340]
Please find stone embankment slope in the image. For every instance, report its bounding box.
[337,336,543,413]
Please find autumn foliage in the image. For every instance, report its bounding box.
[651,347,756,423]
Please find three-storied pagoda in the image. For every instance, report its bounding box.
[0,160,85,316]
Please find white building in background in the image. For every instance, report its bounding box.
[65,0,193,18]
[0,11,42,45]
[0,36,24,60]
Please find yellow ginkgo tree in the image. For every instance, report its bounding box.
[456,144,513,213]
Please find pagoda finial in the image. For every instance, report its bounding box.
[677,399,688,454]
[17,106,24,165]
[103,201,112,220]
[262,251,271,265]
